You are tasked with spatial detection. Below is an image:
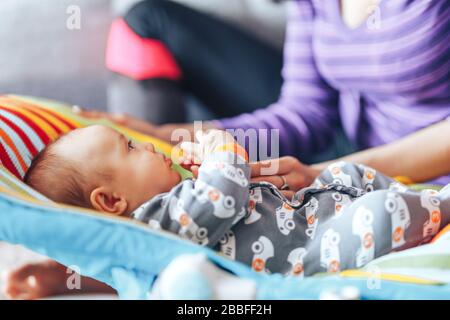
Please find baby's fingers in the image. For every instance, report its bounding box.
[195,130,205,144]
[190,165,200,179]
[179,141,199,155]
[179,142,203,164]
[281,190,295,201]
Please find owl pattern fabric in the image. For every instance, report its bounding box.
[133,152,450,278]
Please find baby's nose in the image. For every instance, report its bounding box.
[144,143,155,152]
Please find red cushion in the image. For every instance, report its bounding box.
[106,18,182,81]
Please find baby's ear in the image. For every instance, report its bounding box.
[90,187,128,216]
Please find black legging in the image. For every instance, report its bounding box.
[109,0,284,124]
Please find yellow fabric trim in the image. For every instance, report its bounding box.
[0,184,44,204]
[431,224,450,243]
[5,96,74,133]
[13,96,83,129]
[24,106,73,133]
[339,269,442,285]
[394,176,415,185]
[0,183,130,223]
[214,143,248,161]
[0,102,59,140]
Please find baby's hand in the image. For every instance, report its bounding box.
[179,130,237,166]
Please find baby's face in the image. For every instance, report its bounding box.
[57,125,181,213]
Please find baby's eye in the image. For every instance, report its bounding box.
[127,140,135,151]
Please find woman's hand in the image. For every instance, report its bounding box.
[250,156,321,199]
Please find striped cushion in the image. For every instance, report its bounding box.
[0,164,51,203]
[0,96,76,179]
[0,95,190,182]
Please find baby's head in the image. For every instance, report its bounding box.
[24,125,181,216]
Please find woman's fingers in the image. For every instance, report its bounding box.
[190,165,200,178]
[250,156,300,177]
[73,106,112,120]
[179,142,203,164]
[250,160,272,177]
[250,157,321,192]
[251,173,310,193]
[250,176,296,199]
[250,159,287,178]
[250,175,285,188]
[281,190,295,200]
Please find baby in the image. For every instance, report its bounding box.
[24,125,450,277]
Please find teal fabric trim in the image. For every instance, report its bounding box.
[1,192,450,299]
[256,276,450,300]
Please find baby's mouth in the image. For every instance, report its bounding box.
[161,153,172,167]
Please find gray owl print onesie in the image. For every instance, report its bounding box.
[133,150,450,277]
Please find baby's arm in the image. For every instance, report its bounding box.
[311,161,395,191]
[134,131,250,248]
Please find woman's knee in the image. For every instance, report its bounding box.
[124,0,186,40]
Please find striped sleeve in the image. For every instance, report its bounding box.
[216,0,339,159]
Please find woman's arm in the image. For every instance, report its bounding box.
[212,0,340,158]
[313,120,450,183]
[250,120,450,197]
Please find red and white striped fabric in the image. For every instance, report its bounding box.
[0,95,79,180]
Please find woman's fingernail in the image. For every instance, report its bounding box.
[113,113,128,124]
[72,105,82,113]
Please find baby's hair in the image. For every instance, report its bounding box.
[24,135,91,208]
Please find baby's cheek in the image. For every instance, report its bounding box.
[141,162,159,184]
[136,169,161,199]
[139,158,176,192]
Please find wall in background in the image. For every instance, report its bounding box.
[0,0,112,109]
[0,0,286,111]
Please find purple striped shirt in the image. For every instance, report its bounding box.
[216,0,450,185]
